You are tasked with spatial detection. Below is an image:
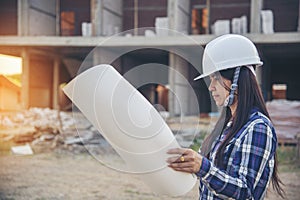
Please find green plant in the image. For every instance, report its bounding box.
[190,131,208,151]
[276,146,297,164]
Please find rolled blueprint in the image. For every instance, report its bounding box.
[63,64,196,196]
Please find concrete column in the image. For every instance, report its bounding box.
[91,0,122,36]
[250,0,263,33]
[168,53,190,117]
[92,48,121,72]
[167,0,192,116]
[256,64,263,87]
[134,0,138,35]
[18,0,29,36]
[167,0,175,34]
[298,0,300,31]
[206,0,211,34]
[168,0,190,34]
[52,58,60,109]
[168,53,176,117]
[21,48,29,109]
[56,0,60,36]
[91,0,102,36]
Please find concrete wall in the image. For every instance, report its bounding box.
[0,76,21,110]
[0,87,21,110]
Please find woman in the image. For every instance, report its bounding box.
[167,34,284,199]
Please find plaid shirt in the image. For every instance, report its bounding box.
[196,109,277,200]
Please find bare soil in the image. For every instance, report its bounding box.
[0,151,299,200]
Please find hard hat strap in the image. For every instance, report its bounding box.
[224,67,241,107]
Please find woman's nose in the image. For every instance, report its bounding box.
[208,81,214,91]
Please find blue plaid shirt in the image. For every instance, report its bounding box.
[196,109,277,200]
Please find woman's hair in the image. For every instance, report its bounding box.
[200,66,285,198]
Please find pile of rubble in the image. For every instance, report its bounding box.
[0,107,213,155]
[0,108,106,154]
[266,99,300,145]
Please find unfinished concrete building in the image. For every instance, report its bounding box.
[0,0,299,117]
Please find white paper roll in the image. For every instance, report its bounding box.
[63,64,197,196]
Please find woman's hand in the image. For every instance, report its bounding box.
[166,148,203,174]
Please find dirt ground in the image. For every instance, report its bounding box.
[0,150,299,200]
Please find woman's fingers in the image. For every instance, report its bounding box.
[167,148,203,173]
[167,148,196,157]
[167,148,188,155]
[168,160,194,168]
[168,161,199,173]
[166,154,197,163]
[166,148,197,164]
[166,156,181,163]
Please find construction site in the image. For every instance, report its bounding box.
[0,0,300,199]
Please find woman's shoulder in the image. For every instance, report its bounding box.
[244,110,277,141]
[249,109,273,128]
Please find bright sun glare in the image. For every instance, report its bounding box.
[0,54,22,75]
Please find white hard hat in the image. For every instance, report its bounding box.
[194,34,263,80]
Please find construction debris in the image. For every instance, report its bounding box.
[11,144,33,155]
[266,99,300,145]
[0,107,99,153]
[2,100,297,154]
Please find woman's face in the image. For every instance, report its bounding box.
[208,73,232,106]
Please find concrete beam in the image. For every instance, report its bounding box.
[0,33,299,47]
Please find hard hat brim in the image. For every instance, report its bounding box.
[193,73,211,81]
[193,61,263,81]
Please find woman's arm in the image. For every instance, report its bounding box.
[168,122,276,199]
